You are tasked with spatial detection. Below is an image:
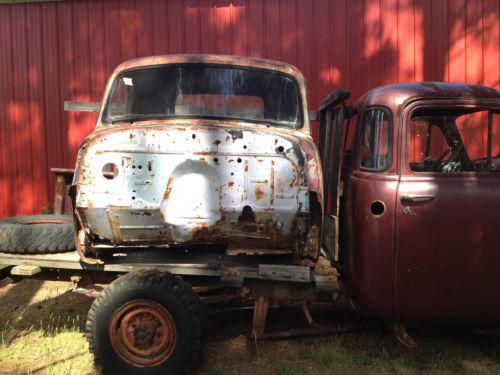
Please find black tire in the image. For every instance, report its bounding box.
[0,215,75,254]
[86,269,205,375]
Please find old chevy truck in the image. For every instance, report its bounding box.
[0,55,499,374]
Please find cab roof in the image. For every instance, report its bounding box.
[355,82,500,111]
[113,54,305,81]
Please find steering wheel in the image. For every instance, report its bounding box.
[439,144,467,172]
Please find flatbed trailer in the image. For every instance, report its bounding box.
[0,248,338,287]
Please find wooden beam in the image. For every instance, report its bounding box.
[64,101,101,113]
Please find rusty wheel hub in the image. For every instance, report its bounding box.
[109,300,177,367]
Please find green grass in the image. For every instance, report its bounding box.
[1,279,499,375]
[274,360,302,375]
[304,329,500,375]
[0,279,96,375]
[207,366,225,375]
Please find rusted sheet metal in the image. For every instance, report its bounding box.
[77,123,311,248]
[73,55,323,264]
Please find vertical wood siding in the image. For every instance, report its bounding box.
[0,0,499,217]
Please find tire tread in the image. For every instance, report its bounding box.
[0,215,75,254]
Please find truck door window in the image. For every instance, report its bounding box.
[409,108,500,172]
[359,108,392,171]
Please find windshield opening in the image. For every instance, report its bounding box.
[103,65,302,128]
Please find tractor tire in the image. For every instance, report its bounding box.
[0,215,75,254]
[86,269,205,375]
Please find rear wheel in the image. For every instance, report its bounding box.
[86,269,205,374]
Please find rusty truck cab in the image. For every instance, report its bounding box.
[72,55,323,265]
[332,83,500,322]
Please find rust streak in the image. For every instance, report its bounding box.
[163,175,175,201]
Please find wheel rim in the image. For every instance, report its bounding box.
[109,299,177,367]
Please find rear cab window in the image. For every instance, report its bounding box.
[104,65,302,128]
[359,107,392,171]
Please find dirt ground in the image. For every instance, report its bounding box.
[0,278,499,375]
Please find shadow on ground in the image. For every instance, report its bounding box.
[0,279,499,375]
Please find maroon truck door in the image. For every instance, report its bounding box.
[317,89,351,262]
[394,102,500,321]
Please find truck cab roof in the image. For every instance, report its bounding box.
[355,82,500,112]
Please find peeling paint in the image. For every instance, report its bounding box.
[73,55,323,262]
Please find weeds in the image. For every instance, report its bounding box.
[274,360,302,375]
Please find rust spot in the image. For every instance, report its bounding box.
[129,133,135,140]
[163,175,175,201]
[225,135,231,142]
[302,225,320,258]
[214,139,221,145]
[270,168,275,206]
[245,165,248,172]
[255,186,265,201]
[147,160,152,172]
[228,181,234,187]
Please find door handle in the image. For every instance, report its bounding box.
[400,194,435,202]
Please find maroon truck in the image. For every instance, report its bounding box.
[0,56,499,374]
[325,82,500,323]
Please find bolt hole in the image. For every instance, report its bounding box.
[237,158,242,163]
[243,145,247,149]
[131,196,136,200]
[214,157,219,163]
[192,134,196,139]
[132,165,136,169]
[102,163,119,179]
[370,201,385,216]
[276,145,285,153]
[138,165,142,169]
[230,172,234,176]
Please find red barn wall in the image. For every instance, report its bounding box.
[0,0,499,217]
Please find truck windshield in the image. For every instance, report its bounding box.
[104,65,301,128]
